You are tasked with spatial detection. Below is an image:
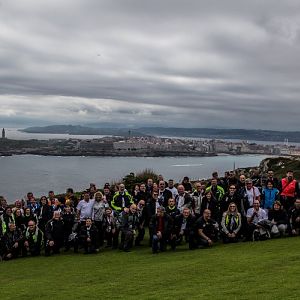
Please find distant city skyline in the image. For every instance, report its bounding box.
[0,0,300,130]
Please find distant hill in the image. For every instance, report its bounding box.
[20,125,146,137]
[20,125,300,142]
[137,127,300,143]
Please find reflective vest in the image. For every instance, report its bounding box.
[281,178,297,198]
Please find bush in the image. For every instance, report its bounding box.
[122,169,158,192]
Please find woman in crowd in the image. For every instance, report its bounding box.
[267,201,288,237]
[221,202,242,243]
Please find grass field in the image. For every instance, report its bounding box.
[1,237,300,300]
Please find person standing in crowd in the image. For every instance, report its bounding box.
[92,191,108,249]
[221,202,242,243]
[244,179,261,208]
[111,183,134,212]
[23,207,37,228]
[200,191,219,221]
[166,179,178,199]
[12,199,23,215]
[102,207,117,248]
[261,180,280,211]
[165,198,180,220]
[191,182,205,218]
[37,195,53,234]
[14,209,26,232]
[25,192,34,207]
[1,207,15,234]
[265,170,279,189]
[48,191,61,210]
[0,196,8,216]
[76,192,95,224]
[221,185,242,213]
[205,178,225,208]
[175,185,192,213]
[103,186,113,206]
[181,176,193,193]
[158,181,173,207]
[27,197,40,217]
[279,170,299,211]
[224,171,239,191]
[145,178,154,195]
[64,188,78,208]
[135,200,147,246]
[136,183,151,203]
[132,184,141,204]
[237,174,246,191]
[62,206,76,251]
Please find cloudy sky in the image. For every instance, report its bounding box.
[0,0,300,130]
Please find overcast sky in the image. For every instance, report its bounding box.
[0,0,300,130]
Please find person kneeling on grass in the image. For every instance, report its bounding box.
[171,207,196,250]
[246,200,268,241]
[220,202,242,243]
[45,211,65,256]
[23,220,44,256]
[268,201,288,237]
[79,218,98,254]
[194,209,219,248]
[290,198,300,236]
[2,223,23,260]
[149,206,173,254]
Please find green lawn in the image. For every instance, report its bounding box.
[1,237,300,300]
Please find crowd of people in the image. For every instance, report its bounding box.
[1,169,300,260]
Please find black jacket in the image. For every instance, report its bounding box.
[149,214,173,238]
[45,219,64,242]
[268,209,288,225]
[173,214,196,235]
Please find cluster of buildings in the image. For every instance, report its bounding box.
[0,128,299,156]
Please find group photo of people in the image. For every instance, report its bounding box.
[1,168,300,260]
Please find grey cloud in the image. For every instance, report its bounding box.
[0,0,300,130]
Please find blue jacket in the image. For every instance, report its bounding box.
[262,188,279,209]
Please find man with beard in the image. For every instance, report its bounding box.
[194,209,219,248]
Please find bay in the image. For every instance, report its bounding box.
[0,154,270,203]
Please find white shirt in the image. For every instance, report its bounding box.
[166,187,178,198]
[246,208,267,225]
[246,186,261,207]
[77,199,95,221]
